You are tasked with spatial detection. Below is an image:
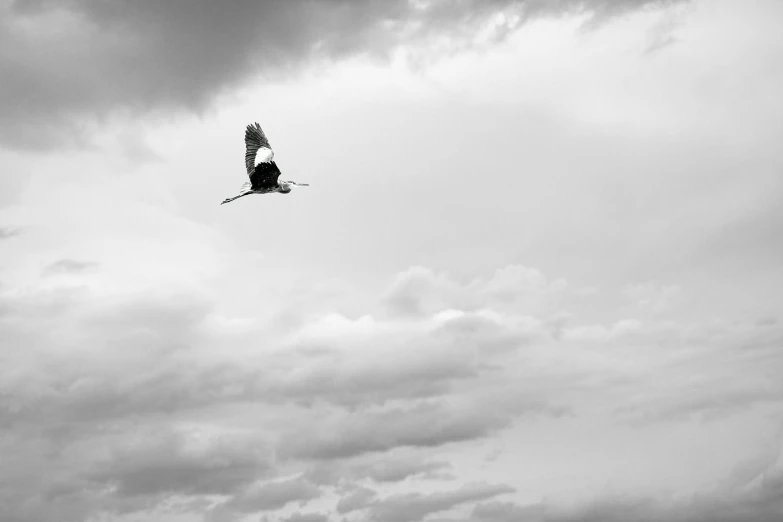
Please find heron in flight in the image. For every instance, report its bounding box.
[221,122,309,205]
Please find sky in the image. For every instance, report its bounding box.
[1,0,782,521]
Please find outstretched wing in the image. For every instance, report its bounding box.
[244,122,274,175]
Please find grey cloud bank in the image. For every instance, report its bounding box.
[0,0,683,150]
[0,264,565,519]
[2,259,782,520]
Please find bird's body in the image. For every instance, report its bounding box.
[221,122,309,205]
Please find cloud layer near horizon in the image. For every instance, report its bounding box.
[1,261,782,521]
[0,0,683,150]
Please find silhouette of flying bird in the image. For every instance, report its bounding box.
[221,122,309,205]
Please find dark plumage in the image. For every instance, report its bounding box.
[221,122,309,205]
[250,161,283,192]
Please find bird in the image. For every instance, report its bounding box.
[220,122,309,205]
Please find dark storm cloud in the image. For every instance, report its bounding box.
[0,0,685,150]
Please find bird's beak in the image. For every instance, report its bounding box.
[297,183,310,187]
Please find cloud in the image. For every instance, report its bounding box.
[1,262,781,521]
[470,500,539,521]
[617,385,783,425]
[357,457,453,483]
[0,287,244,431]
[0,0,686,151]
[0,264,561,435]
[83,427,273,498]
[0,226,20,239]
[608,321,783,424]
[367,482,516,522]
[465,430,783,522]
[469,450,783,522]
[623,282,682,314]
[207,475,322,521]
[304,452,453,487]
[642,7,683,54]
[275,310,543,410]
[382,265,567,319]
[0,265,554,520]
[336,486,378,514]
[0,424,274,522]
[280,394,560,461]
[561,318,643,342]
[280,513,331,522]
[42,258,98,276]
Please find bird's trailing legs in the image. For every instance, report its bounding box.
[221,193,249,205]
[221,182,253,205]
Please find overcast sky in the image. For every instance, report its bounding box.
[1,0,782,521]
